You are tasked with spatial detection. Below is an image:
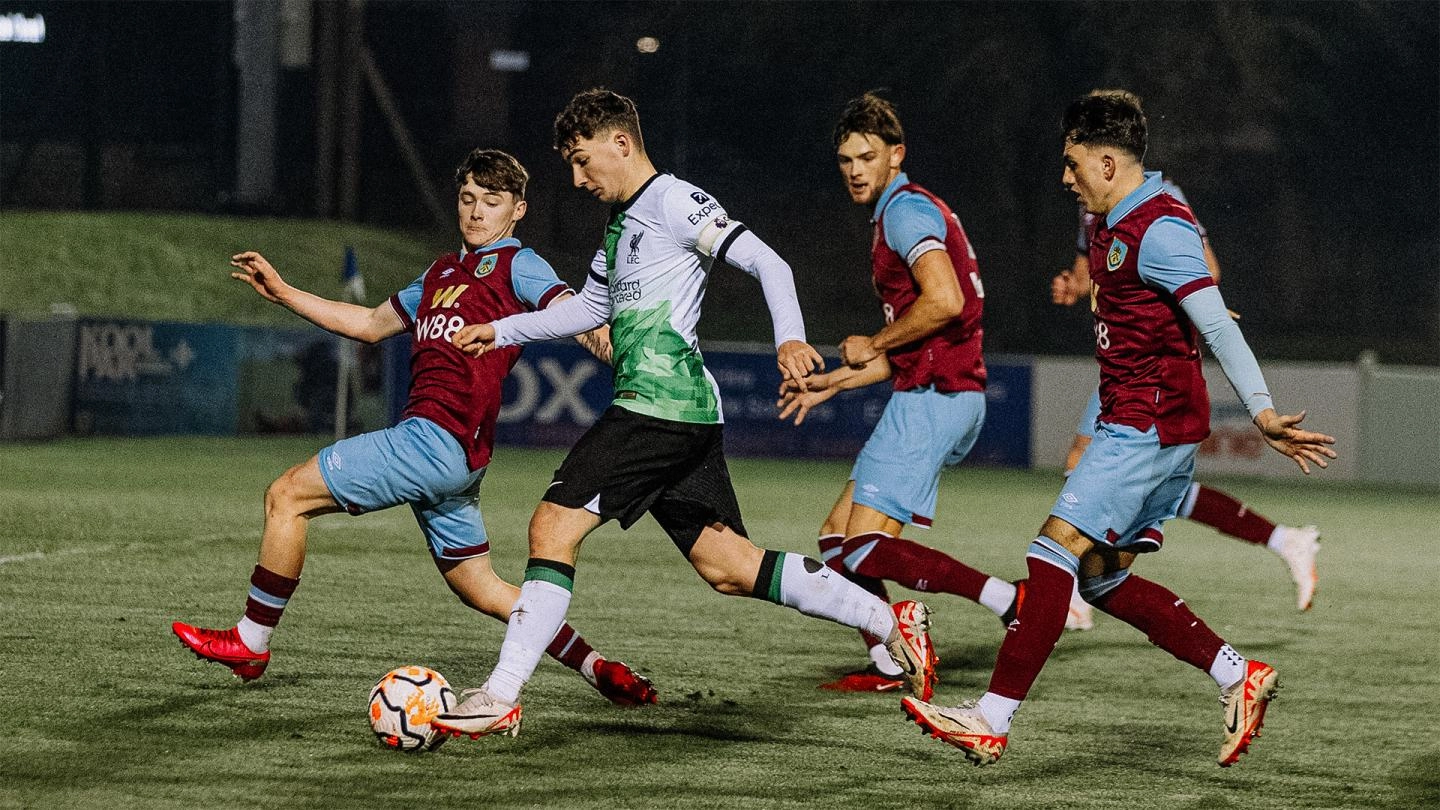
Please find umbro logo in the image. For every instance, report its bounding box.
[441,268,454,278]
[1061,493,1079,505]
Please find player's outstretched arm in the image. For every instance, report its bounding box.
[846,250,965,368]
[229,251,402,343]
[776,355,891,426]
[546,291,613,365]
[1253,408,1337,474]
[702,222,820,388]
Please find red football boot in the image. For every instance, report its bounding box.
[819,664,906,693]
[592,659,658,706]
[172,621,269,681]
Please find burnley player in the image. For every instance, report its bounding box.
[776,92,1023,693]
[1055,193,1321,612]
[433,89,936,740]
[901,90,1336,767]
[171,148,655,707]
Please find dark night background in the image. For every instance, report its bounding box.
[3,1,1436,363]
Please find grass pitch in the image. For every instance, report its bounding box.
[1,437,1436,809]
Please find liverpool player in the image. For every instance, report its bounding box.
[777,92,1025,693]
[171,148,656,707]
[1055,195,1321,613]
[901,90,1336,767]
[434,89,935,741]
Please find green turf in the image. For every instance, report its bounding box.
[1,438,1436,809]
[0,211,438,322]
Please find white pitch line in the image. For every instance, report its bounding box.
[0,544,113,566]
[0,531,258,567]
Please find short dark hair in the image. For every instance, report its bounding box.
[833,91,904,149]
[1063,89,1147,161]
[453,148,528,199]
[553,88,645,153]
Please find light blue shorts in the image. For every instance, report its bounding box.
[1051,421,1196,552]
[317,416,489,560]
[851,388,985,527]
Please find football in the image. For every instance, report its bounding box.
[367,665,457,752]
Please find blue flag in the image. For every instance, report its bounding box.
[342,246,366,302]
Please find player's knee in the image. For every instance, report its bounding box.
[264,472,304,518]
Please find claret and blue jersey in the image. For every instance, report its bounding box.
[389,237,570,470]
[849,172,988,528]
[314,237,570,560]
[869,172,987,394]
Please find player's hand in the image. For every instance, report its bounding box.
[1051,269,1082,306]
[779,369,834,396]
[1254,408,1337,474]
[777,383,837,426]
[230,251,291,305]
[777,339,824,392]
[452,323,498,357]
[838,335,879,369]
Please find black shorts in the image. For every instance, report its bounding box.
[543,405,747,556]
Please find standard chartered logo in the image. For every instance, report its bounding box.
[610,279,642,305]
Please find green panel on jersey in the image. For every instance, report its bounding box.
[610,302,720,423]
[602,205,720,424]
[603,210,627,275]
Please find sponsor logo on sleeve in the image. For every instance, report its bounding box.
[690,191,710,204]
[687,200,722,225]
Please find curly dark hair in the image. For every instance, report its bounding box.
[553,88,645,153]
[833,91,904,149]
[1062,89,1147,161]
[453,148,528,199]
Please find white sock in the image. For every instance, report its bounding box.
[1209,643,1247,689]
[484,580,572,704]
[777,552,894,639]
[868,643,903,676]
[579,650,602,686]
[978,578,1017,616]
[977,692,1021,734]
[1266,526,1289,554]
[235,617,270,653]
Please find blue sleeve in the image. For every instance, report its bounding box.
[1137,217,1210,294]
[393,272,426,322]
[1160,180,1208,239]
[1179,286,1274,419]
[1076,387,1101,438]
[510,249,570,310]
[882,192,948,260]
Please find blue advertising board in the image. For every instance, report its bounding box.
[72,319,241,435]
[70,319,350,437]
[384,337,1032,467]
